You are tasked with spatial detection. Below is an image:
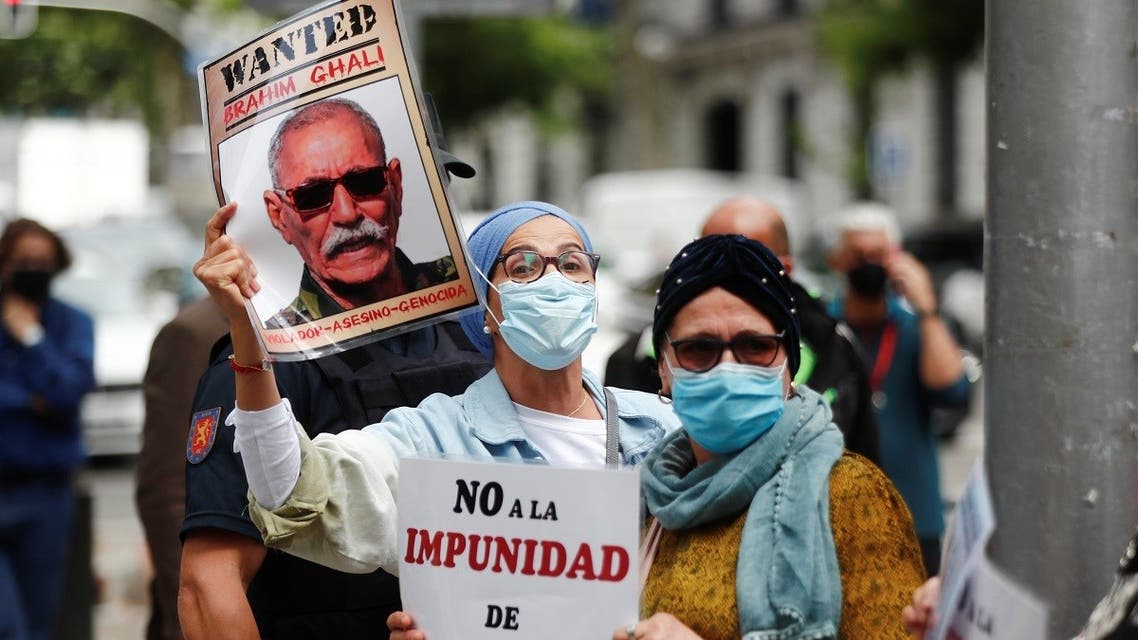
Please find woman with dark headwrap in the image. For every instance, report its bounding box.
[614,235,925,640]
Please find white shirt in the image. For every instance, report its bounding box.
[512,402,607,467]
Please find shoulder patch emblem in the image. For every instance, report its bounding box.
[186,407,222,464]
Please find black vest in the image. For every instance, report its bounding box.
[315,321,491,429]
[248,321,490,639]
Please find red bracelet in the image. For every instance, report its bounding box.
[228,354,272,374]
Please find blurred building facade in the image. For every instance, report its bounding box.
[448,0,985,243]
[607,0,985,233]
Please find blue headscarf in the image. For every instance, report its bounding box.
[459,201,595,357]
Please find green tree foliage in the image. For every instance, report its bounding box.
[818,0,983,197]
[421,16,612,131]
[0,7,185,135]
[0,7,613,143]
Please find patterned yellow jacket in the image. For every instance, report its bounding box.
[643,453,925,639]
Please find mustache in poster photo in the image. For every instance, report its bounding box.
[322,217,389,258]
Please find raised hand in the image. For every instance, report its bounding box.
[886,251,938,315]
[1,293,40,343]
[192,203,261,324]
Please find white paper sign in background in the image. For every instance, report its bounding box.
[398,457,640,639]
[946,559,1048,640]
[930,460,1047,640]
[929,460,997,640]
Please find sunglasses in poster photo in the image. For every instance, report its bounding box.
[277,165,390,218]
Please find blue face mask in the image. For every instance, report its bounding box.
[488,272,598,370]
[666,358,787,455]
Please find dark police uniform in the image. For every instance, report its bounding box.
[181,322,490,639]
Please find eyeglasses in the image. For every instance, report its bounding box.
[667,331,785,373]
[278,165,388,217]
[493,250,601,284]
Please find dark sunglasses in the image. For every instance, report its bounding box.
[667,331,785,373]
[278,165,388,216]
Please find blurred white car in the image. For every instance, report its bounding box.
[577,170,807,285]
[576,170,808,381]
[54,216,201,457]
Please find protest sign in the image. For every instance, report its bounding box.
[945,558,1048,640]
[198,0,479,360]
[928,460,997,640]
[398,457,640,639]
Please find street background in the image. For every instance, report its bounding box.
[2,1,1133,638]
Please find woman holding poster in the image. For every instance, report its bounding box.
[193,199,679,566]
[608,234,926,640]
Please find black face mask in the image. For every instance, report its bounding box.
[847,263,887,298]
[7,269,53,302]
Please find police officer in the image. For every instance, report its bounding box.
[177,143,491,638]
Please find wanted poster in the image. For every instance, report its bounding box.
[199,0,479,360]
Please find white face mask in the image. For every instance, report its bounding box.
[486,271,598,370]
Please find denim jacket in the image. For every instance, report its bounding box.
[370,368,675,466]
[249,369,679,575]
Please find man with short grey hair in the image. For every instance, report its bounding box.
[826,201,970,576]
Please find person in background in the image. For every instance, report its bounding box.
[610,234,923,640]
[826,202,971,576]
[135,296,228,640]
[0,218,95,640]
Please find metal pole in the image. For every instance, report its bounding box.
[986,2,1138,637]
[33,0,185,45]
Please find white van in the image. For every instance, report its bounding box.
[577,169,808,286]
[54,216,201,457]
[575,169,808,378]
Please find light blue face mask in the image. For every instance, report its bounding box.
[487,271,598,370]
[666,358,787,455]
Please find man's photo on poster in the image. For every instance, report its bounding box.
[217,77,457,329]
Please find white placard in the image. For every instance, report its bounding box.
[946,558,1049,640]
[398,457,640,639]
[929,460,997,640]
